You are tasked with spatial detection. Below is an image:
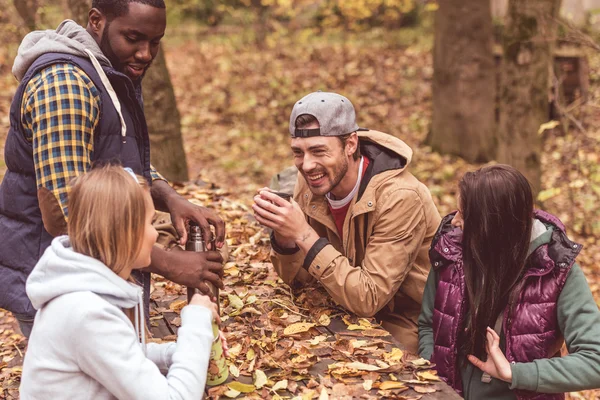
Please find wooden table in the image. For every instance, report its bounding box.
[149,263,461,400]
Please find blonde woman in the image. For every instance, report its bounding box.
[20,166,218,400]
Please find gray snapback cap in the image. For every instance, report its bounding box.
[289,91,360,138]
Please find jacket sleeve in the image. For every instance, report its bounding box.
[510,263,600,392]
[75,304,214,400]
[146,342,176,374]
[305,188,430,317]
[270,231,314,285]
[418,268,437,360]
[22,64,100,236]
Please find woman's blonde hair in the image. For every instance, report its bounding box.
[67,165,150,276]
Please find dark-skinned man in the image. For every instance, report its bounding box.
[0,0,225,337]
[253,92,441,352]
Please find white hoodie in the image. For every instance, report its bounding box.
[20,236,214,400]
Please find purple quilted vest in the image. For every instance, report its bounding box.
[429,210,582,400]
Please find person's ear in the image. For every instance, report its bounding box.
[346,132,359,157]
[87,8,107,39]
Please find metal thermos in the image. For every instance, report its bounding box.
[185,222,219,311]
[185,222,228,386]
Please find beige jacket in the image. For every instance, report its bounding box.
[271,130,441,353]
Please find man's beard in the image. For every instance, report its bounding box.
[99,24,151,81]
[328,156,349,196]
[100,23,124,73]
[306,154,349,197]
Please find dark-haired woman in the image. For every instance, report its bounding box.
[418,164,600,400]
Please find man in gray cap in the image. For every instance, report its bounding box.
[253,91,441,352]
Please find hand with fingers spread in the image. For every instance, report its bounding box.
[468,327,513,383]
[167,195,226,250]
[161,247,224,295]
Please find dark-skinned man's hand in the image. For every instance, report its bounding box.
[167,196,226,249]
[151,180,226,249]
[158,247,225,294]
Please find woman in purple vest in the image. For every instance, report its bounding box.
[418,164,600,400]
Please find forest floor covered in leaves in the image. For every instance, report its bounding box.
[0,23,599,399]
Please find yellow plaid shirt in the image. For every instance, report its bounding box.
[21,63,165,218]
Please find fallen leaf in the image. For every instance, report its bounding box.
[308,335,327,345]
[227,381,256,393]
[409,358,431,367]
[383,348,404,364]
[414,385,438,393]
[417,370,441,381]
[283,322,315,335]
[254,369,268,389]
[363,379,373,391]
[319,387,329,400]
[379,381,407,390]
[224,389,241,398]
[318,314,331,326]
[228,294,244,310]
[168,299,187,312]
[362,329,389,337]
[271,379,288,392]
[229,364,240,378]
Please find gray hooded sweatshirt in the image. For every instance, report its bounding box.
[12,19,110,82]
[20,236,214,400]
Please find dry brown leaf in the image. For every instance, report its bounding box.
[283,322,316,335]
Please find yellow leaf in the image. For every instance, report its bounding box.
[383,348,404,364]
[168,299,187,312]
[228,343,242,358]
[363,379,373,391]
[271,379,288,391]
[417,370,441,381]
[254,369,268,389]
[309,335,327,345]
[318,314,331,326]
[227,381,256,393]
[246,347,256,361]
[319,387,329,400]
[228,294,244,310]
[351,340,369,348]
[283,322,315,335]
[347,324,367,331]
[379,381,407,390]
[224,389,241,398]
[358,318,374,328]
[538,120,560,135]
[302,390,316,400]
[409,358,430,367]
[246,295,258,305]
[229,364,240,378]
[389,374,397,381]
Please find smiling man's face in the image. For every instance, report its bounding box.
[291,121,349,197]
[99,2,166,81]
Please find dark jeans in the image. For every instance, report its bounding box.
[15,314,34,338]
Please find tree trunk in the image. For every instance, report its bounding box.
[497,0,561,194]
[13,0,38,30]
[141,46,189,182]
[65,0,189,182]
[429,0,496,163]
